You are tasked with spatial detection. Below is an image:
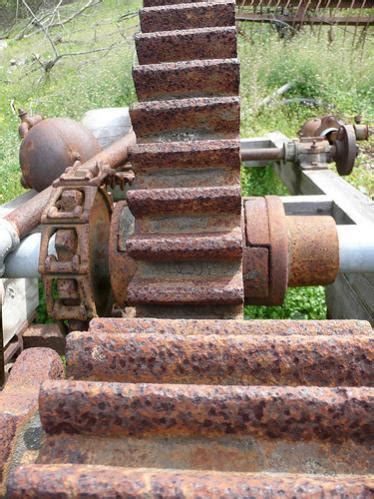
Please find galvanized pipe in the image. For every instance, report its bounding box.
[3,232,56,279]
[337,225,374,273]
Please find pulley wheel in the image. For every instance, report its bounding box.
[334,124,357,176]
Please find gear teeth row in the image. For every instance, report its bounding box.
[6,318,373,498]
[127,0,243,317]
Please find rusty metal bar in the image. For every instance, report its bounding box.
[238,0,373,7]
[237,13,374,25]
[66,330,373,386]
[4,187,52,240]
[39,380,372,442]
[241,147,284,161]
[89,317,372,336]
[7,465,374,498]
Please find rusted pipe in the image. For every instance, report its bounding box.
[73,130,136,176]
[241,147,284,162]
[4,187,52,240]
[286,215,339,286]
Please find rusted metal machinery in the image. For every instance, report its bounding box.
[237,0,374,47]
[1,0,373,496]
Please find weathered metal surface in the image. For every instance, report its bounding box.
[133,59,240,101]
[130,97,240,142]
[19,118,101,192]
[22,324,66,356]
[38,129,137,323]
[39,381,372,443]
[0,348,64,495]
[5,187,52,240]
[243,196,288,305]
[127,230,242,261]
[7,465,374,498]
[89,317,372,336]
[18,110,43,140]
[127,273,244,306]
[135,27,237,65]
[140,1,235,32]
[242,246,270,299]
[66,330,373,386]
[128,186,241,216]
[109,201,137,307]
[287,215,339,287]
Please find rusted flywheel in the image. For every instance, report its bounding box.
[2,1,373,497]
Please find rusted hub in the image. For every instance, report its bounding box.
[243,196,288,305]
[19,118,101,191]
[243,196,339,304]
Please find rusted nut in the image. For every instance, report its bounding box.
[7,465,374,498]
[287,216,339,287]
[109,201,137,307]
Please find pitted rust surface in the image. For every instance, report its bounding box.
[109,201,137,308]
[127,186,241,216]
[66,331,373,386]
[127,274,244,305]
[7,465,374,498]
[130,96,240,142]
[140,1,235,32]
[127,230,242,261]
[39,381,373,443]
[0,349,64,494]
[242,247,269,299]
[129,140,240,171]
[89,317,373,336]
[133,59,240,101]
[135,27,237,65]
[287,216,339,287]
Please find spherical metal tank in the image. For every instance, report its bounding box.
[19,118,102,192]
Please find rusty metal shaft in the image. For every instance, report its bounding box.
[66,330,373,386]
[39,380,371,442]
[7,465,374,498]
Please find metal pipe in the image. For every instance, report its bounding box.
[3,233,56,279]
[337,225,374,273]
[241,147,284,162]
[77,129,136,175]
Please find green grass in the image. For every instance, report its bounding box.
[0,1,372,320]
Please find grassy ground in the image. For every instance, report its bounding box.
[1,0,373,319]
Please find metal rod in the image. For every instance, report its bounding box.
[241,147,284,161]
